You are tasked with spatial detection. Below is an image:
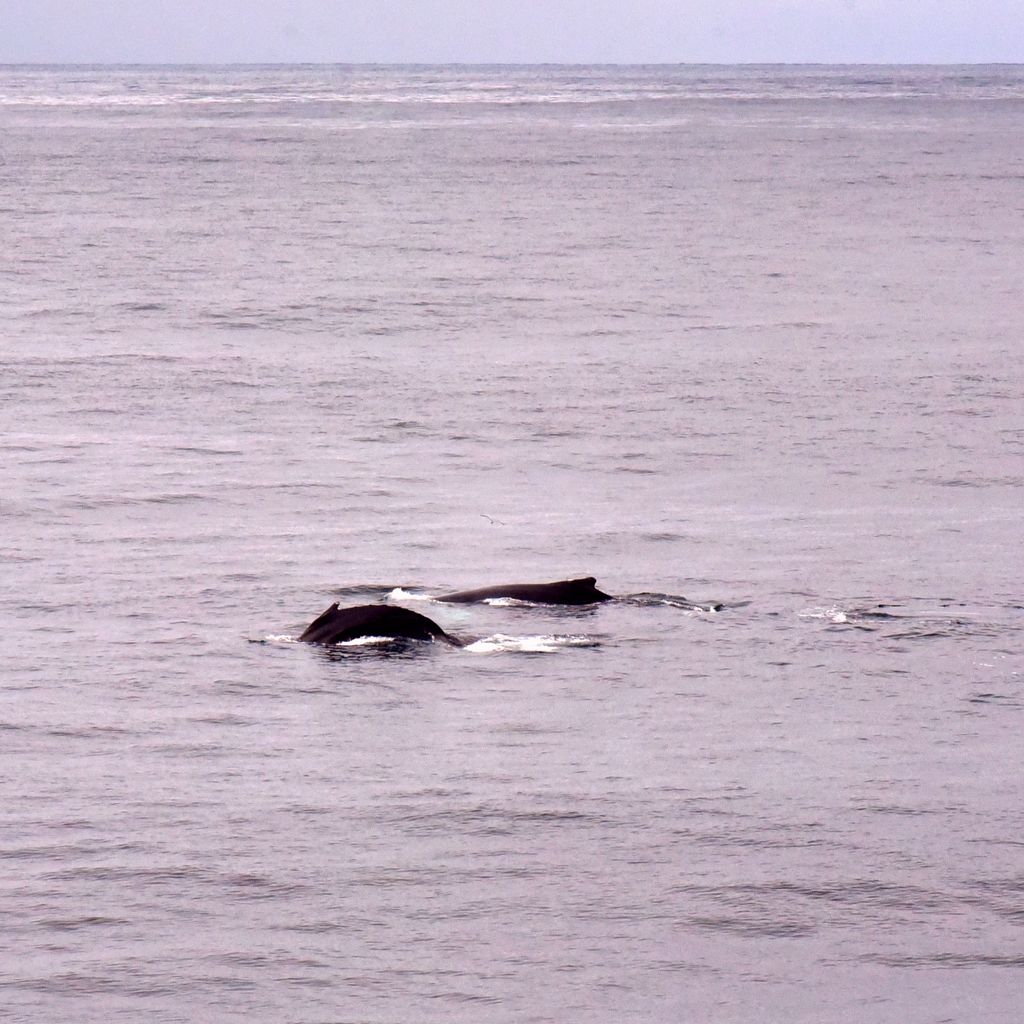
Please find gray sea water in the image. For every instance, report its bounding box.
[2,64,1023,1023]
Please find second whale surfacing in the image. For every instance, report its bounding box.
[299,603,463,646]
[435,576,613,606]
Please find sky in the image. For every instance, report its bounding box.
[1,0,1021,65]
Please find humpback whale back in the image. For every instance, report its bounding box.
[436,576,613,605]
[299,603,462,646]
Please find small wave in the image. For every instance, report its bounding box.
[624,592,723,612]
[71,492,208,510]
[800,605,853,625]
[867,952,1024,968]
[800,602,1012,642]
[170,446,243,456]
[331,583,399,599]
[966,692,1023,709]
[464,634,599,654]
[36,915,131,932]
[800,604,902,626]
[114,301,166,312]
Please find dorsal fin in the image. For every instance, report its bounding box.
[298,601,339,641]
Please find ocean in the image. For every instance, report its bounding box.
[1,64,1022,1022]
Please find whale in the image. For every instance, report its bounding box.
[435,576,612,606]
[299,603,463,646]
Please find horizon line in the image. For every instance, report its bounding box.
[2,60,1023,69]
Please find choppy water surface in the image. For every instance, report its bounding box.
[2,65,1023,1023]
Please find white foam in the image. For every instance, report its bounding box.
[799,606,849,624]
[333,635,395,647]
[262,632,403,647]
[657,598,718,613]
[464,634,599,654]
[385,587,434,602]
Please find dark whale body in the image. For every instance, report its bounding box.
[299,603,462,646]
[436,576,612,606]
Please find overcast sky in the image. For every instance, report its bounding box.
[2,0,1021,64]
